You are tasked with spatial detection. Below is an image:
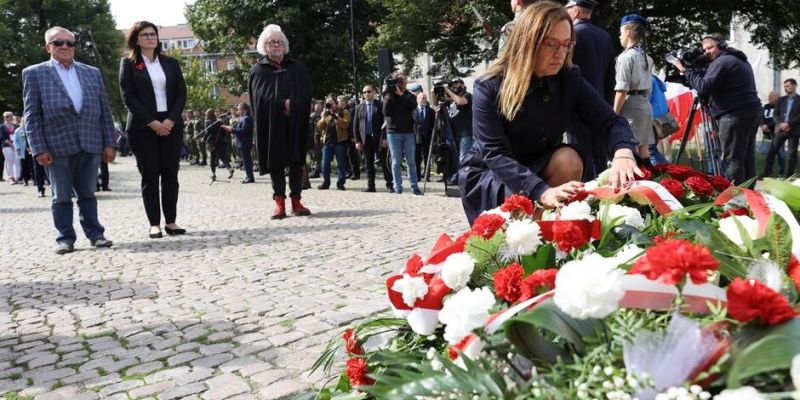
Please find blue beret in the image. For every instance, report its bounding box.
[621,14,648,28]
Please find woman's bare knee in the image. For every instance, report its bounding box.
[542,147,583,185]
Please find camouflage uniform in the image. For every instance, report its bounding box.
[194,117,208,165]
[184,115,199,164]
[498,10,527,56]
[308,110,323,175]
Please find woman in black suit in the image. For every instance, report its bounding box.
[119,21,187,238]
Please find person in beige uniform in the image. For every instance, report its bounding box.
[613,13,654,166]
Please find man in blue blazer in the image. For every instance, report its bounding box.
[22,26,117,255]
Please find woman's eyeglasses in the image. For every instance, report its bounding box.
[542,38,575,54]
[138,32,158,39]
[49,40,75,48]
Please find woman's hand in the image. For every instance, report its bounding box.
[609,149,643,191]
[539,181,584,208]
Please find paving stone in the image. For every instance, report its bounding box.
[128,380,176,399]
[157,382,206,400]
[174,367,213,385]
[98,379,145,396]
[191,353,234,369]
[166,351,201,367]
[198,343,234,356]
[268,331,306,347]
[27,353,59,369]
[258,380,308,399]
[34,386,100,400]
[125,361,164,376]
[249,369,289,387]
[201,373,249,400]
[26,367,75,385]
[144,366,191,384]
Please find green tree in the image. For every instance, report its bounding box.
[0,0,124,122]
[168,49,226,112]
[185,0,386,99]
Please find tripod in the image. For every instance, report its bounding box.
[674,95,723,176]
[422,102,452,195]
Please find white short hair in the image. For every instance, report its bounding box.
[257,24,289,55]
[44,26,75,44]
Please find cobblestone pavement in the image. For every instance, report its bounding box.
[0,156,465,399]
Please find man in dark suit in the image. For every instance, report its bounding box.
[353,84,392,192]
[413,92,435,181]
[23,26,117,254]
[765,78,800,178]
[566,0,616,179]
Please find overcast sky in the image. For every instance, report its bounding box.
[109,0,195,29]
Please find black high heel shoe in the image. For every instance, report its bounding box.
[164,226,187,236]
[149,227,163,239]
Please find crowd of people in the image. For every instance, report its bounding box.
[6,0,797,253]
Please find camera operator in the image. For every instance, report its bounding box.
[443,79,473,172]
[382,73,422,195]
[670,33,761,185]
[316,96,351,190]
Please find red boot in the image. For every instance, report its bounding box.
[272,196,287,219]
[291,196,311,216]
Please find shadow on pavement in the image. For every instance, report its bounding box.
[0,280,157,313]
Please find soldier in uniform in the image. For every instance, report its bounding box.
[565,0,617,179]
[192,110,207,165]
[309,100,324,178]
[184,110,199,165]
[498,0,539,56]
[614,14,654,166]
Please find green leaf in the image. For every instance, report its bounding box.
[522,244,555,274]
[671,217,748,278]
[765,213,793,268]
[727,318,800,387]
[504,298,605,363]
[763,178,800,211]
[730,215,758,258]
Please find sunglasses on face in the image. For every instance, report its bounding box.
[49,40,75,48]
[138,32,158,39]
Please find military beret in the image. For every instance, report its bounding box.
[621,13,648,28]
[565,0,598,10]
[408,83,423,93]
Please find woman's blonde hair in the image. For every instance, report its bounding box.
[484,1,574,120]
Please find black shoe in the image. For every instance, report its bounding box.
[387,186,395,193]
[228,168,235,179]
[363,187,376,192]
[165,226,186,236]
[317,184,329,190]
[199,161,207,166]
[149,227,163,239]
[211,174,216,182]
[337,185,346,191]
[345,172,353,179]
[101,187,111,192]
[351,175,360,181]
[241,178,255,184]
[90,238,113,247]
[413,189,423,196]
[38,190,45,198]
[310,172,320,178]
[55,242,74,254]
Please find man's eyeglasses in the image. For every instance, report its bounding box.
[49,40,75,48]
[138,32,158,39]
[542,38,575,54]
[266,40,285,48]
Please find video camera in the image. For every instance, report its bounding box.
[664,46,711,85]
[433,80,450,100]
[382,75,398,95]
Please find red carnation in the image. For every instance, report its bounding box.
[720,208,749,219]
[342,328,363,355]
[659,178,686,198]
[788,255,800,293]
[635,166,652,181]
[501,194,534,215]
[346,357,374,387]
[685,175,714,198]
[519,269,558,301]
[652,164,670,174]
[552,221,588,252]
[134,62,145,71]
[666,164,695,180]
[471,214,506,240]
[726,277,796,325]
[405,254,424,276]
[710,175,732,191]
[629,239,719,285]
[493,263,524,303]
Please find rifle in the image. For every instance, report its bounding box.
[471,5,498,38]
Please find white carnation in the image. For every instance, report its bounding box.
[480,207,511,221]
[391,274,428,308]
[438,287,496,344]
[601,203,645,229]
[792,353,800,391]
[553,253,625,319]
[440,252,475,291]
[718,215,760,247]
[559,201,595,221]
[504,219,542,256]
[612,244,644,266]
[713,387,763,400]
